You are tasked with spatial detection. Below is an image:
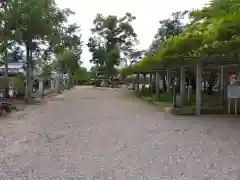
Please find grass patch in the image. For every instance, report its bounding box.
[149,93,172,104]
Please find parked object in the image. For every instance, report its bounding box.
[0,102,13,116]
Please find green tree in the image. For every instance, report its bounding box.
[0,0,18,97]
[72,66,88,84]
[87,12,138,85]
[5,0,73,102]
[124,0,240,94]
[54,23,82,88]
[149,11,188,54]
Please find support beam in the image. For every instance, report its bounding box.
[220,66,224,107]
[167,70,171,93]
[136,73,140,92]
[149,73,152,93]
[156,72,160,99]
[196,63,202,116]
[142,73,146,89]
[223,71,228,101]
[187,86,192,102]
[180,67,186,106]
[132,76,136,90]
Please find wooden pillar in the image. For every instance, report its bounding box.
[167,69,171,93]
[223,71,228,101]
[156,72,160,99]
[132,75,136,90]
[196,63,202,116]
[136,73,140,92]
[172,76,177,108]
[142,73,146,89]
[220,66,224,107]
[149,73,152,93]
[180,67,186,106]
[187,86,192,102]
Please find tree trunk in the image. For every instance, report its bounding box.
[24,42,33,103]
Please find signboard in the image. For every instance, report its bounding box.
[227,83,240,99]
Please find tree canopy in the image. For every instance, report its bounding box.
[121,0,240,75]
[87,12,138,79]
[0,0,83,101]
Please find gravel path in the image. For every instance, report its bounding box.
[1,86,240,180]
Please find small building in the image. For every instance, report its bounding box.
[0,62,39,78]
[0,62,25,77]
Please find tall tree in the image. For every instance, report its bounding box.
[5,0,73,102]
[54,23,82,88]
[87,12,138,84]
[149,11,188,54]
[0,0,18,97]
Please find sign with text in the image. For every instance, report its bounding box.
[228,84,240,99]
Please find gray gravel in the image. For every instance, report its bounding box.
[1,86,240,180]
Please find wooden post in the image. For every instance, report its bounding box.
[187,86,192,102]
[167,69,171,93]
[196,63,202,116]
[156,72,160,99]
[228,99,231,114]
[235,99,238,115]
[220,66,224,107]
[223,71,228,101]
[180,67,186,106]
[149,73,152,93]
[142,73,146,89]
[136,73,140,92]
[172,77,177,108]
[132,75,135,90]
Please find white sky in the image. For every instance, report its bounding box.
[56,0,210,70]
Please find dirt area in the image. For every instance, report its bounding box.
[0,86,240,180]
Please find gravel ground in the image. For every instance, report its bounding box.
[1,86,240,180]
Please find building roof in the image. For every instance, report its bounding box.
[0,62,24,69]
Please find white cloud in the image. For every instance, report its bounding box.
[56,0,210,69]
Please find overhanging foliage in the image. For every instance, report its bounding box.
[121,0,240,75]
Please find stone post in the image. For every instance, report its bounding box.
[50,80,55,90]
[56,76,60,93]
[39,78,44,98]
